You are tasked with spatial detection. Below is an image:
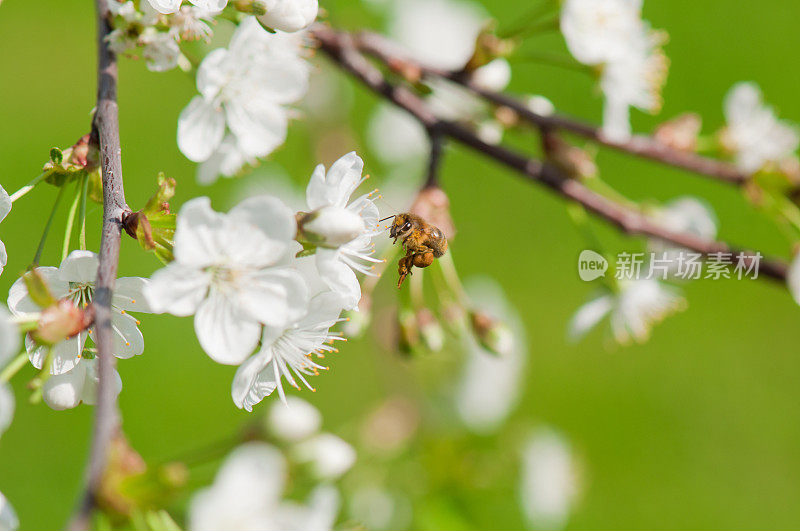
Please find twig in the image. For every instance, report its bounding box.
[353,30,750,186]
[423,128,445,189]
[311,24,786,281]
[68,1,130,529]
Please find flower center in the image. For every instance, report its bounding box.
[67,282,94,309]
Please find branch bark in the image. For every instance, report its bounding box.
[68,1,129,528]
[311,24,787,281]
[353,30,750,186]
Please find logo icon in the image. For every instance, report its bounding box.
[578,250,608,281]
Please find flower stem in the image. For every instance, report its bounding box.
[79,173,89,251]
[63,179,83,262]
[33,185,67,266]
[9,172,46,203]
[0,352,29,384]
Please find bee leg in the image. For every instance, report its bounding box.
[397,255,413,288]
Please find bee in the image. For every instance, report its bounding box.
[382,213,448,288]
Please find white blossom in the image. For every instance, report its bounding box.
[568,278,685,344]
[170,6,215,41]
[470,58,512,92]
[144,196,308,365]
[257,0,319,33]
[8,251,153,375]
[0,185,10,277]
[787,252,800,306]
[147,0,226,15]
[305,152,382,310]
[0,383,13,439]
[177,17,309,167]
[519,429,579,530]
[0,491,18,531]
[455,277,526,433]
[196,135,256,185]
[42,357,123,411]
[232,292,344,409]
[722,82,800,173]
[188,442,340,531]
[267,395,322,441]
[294,433,356,480]
[561,0,667,141]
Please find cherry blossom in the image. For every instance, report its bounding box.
[147,0,226,15]
[0,185,10,277]
[8,251,153,375]
[177,17,309,171]
[144,196,308,365]
[42,357,123,411]
[721,82,800,174]
[305,152,382,310]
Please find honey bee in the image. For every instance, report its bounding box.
[382,213,448,287]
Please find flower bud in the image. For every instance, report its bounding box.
[470,310,514,357]
[32,299,90,345]
[471,58,512,92]
[298,205,364,248]
[293,433,356,480]
[257,0,318,33]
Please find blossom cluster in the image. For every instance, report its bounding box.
[145,151,380,409]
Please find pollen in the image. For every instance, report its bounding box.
[125,342,130,346]
[135,320,141,325]
[120,310,126,314]
[131,299,136,304]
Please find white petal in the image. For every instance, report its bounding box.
[225,99,288,158]
[174,196,224,267]
[196,48,230,100]
[0,240,6,277]
[601,95,632,142]
[7,267,69,315]
[788,253,800,306]
[0,306,19,365]
[146,0,182,14]
[471,58,512,92]
[113,277,154,313]
[194,289,261,364]
[28,332,87,375]
[239,268,307,328]
[368,104,429,164]
[58,250,99,283]
[567,294,614,341]
[231,350,275,411]
[178,96,226,162]
[145,263,210,316]
[42,362,86,410]
[305,151,363,210]
[0,185,10,223]
[111,312,145,359]
[0,491,19,531]
[302,206,364,247]
[78,357,123,406]
[189,0,227,12]
[257,0,318,32]
[0,383,14,438]
[230,195,297,247]
[315,249,361,310]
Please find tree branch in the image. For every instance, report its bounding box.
[68,1,130,528]
[311,24,787,282]
[353,30,749,186]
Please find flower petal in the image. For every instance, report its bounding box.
[230,195,297,245]
[231,350,275,411]
[194,288,261,364]
[146,0,182,14]
[0,383,14,438]
[305,151,363,210]
[174,197,224,267]
[225,98,288,159]
[196,48,230,99]
[111,312,145,359]
[58,250,99,284]
[240,268,309,327]
[145,263,211,316]
[567,294,614,341]
[42,362,86,410]
[178,96,226,162]
[315,249,361,310]
[28,331,87,375]
[113,277,154,313]
[0,185,10,223]
[8,267,69,315]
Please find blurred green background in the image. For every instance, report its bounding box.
[3,0,800,529]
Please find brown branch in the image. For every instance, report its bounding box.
[68,1,130,529]
[311,24,787,281]
[353,30,750,186]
